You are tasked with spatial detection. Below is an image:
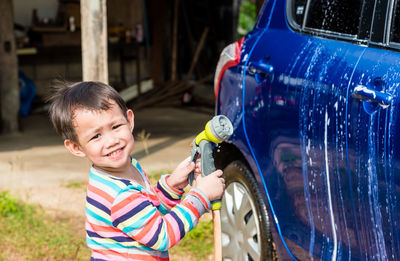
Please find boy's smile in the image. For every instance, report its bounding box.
[64,100,135,176]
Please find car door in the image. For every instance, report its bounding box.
[241,0,374,259]
[345,1,400,259]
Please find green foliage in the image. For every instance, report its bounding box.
[186,219,213,241]
[170,219,214,260]
[238,0,257,38]
[0,191,90,260]
[0,191,22,217]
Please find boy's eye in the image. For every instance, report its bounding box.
[91,134,100,140]
[113,124,122,130]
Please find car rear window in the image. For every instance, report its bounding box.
[289,0,366,37]
[305,0,364,35]
[390,1,400,43]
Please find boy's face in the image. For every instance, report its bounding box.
[64,100,135,175]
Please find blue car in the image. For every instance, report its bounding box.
[214,0,400,260]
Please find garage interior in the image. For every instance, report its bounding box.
[0,0,262,133]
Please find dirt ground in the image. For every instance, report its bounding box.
[0,106,213,258]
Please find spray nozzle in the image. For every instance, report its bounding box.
[194,115,233,145]
[189,115,233,187]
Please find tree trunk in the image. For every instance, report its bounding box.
[81,0,108,83]
[0,0,19,133]
[232,0,240,42]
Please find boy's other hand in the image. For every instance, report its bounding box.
[167,157,199,190]
[195,170,225,202]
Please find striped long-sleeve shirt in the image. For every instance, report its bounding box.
[85,158,211,260]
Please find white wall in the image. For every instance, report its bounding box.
[13,0,58,28]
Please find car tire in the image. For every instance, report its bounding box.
[221,160,276,261]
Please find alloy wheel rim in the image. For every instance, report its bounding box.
[221,181,262,261]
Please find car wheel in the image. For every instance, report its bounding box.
[221,160,276,261]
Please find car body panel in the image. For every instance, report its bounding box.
[242,29,368,260]
[346,46,400,259]
[216,0,400,260]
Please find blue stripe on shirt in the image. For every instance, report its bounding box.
[147,220,163,247]
[157,182,175,201]
[87,196,111,215]
[113,200,150,225]
[176,205,194,230]
[170,211,185,238]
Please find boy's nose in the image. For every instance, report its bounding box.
[105,133,119,148]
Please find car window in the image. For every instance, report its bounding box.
[288,0,370,38]
[390,1,400,43]
[305,0,364,35]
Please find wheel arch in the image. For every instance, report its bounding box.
[214,141,264,192]
[214,142,250,172]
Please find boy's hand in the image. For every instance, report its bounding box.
[195,170,225,202]
[167,157,201,190]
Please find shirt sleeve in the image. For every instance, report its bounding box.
[110,187,211,251]
[152,174,184,210]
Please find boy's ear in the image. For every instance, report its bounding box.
[64,139,86,158]
[126,109,134,132]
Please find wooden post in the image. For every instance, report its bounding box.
[171,0,179,81]
[0,0,19,133]
[149,0,166,86]
[80,0,108,83]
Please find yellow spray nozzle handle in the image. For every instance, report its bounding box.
[195,121,222,145]
[211,200,221,211]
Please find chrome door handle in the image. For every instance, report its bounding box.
[352,85,393,108]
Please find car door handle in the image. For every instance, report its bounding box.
[352,85,393,108]
[248,60,274,75]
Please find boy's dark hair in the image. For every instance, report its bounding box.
[47,81,128,143]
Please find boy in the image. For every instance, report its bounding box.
[48,81,225,260]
